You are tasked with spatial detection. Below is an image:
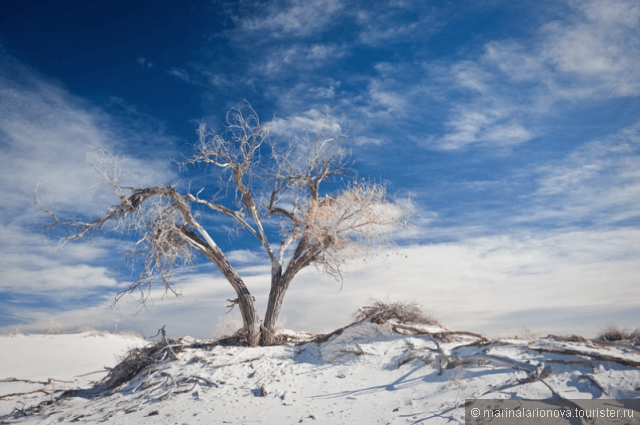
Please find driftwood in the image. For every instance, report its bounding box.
[391,323,488,344]
[529,347,640,368]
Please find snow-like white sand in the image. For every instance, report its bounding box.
[1,323,639,424]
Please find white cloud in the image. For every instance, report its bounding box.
[358,19,423,45]
[137,57,153,68]
[236,0,343,38]
[0,82,110,215]
[225,249,268,265]
[308,82,338,99]
[436,106,535,150]
[483,123,534,146]
[4,229,639,339]
[428,0,640,151]
[543,0,640,89]
[364,59,539,151]
[352,136,384,146]
[202,72,230,88]
[0,53,181,329]
[451,61,492,93]
[268,109,343,139]
[485,0,640,99]
[167,67,191,83]
[524,121,640,225]
[257,43,346,76]
[355,1,441,46]
[367,80,406,114]
[1,264,118,295]
[483,42,546,84]
[0,223,122,331]
[0,57,176,218]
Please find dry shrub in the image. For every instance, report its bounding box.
[213,314,243,339]
[100,346,155,390]
[353,300,439,326]
[597,323,640,343]
[215,327,252,346]
[99,340,180,390]
[3,326,25,337]
[44,319,66,335]
[517,326,539,340]
[564,335,590,344]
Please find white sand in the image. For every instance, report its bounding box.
[1,323,639,424]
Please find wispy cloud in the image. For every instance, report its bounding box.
[0,56,176,217]
[0,52,180,327]
[234,0,343,38]
[355,1,441,46]
[137,57,153,68]
[225,249,268,266]
[0,64,110,215]
[257,43,346,77]
[268,109,343,139]
[0,224,119,293]
[366,80,407,116]
[167,67,191,83]
[4,229,639,338]
[482,0,640,99]
[523,121,640,226]
[3,0,638,338]
[540,0,640,98]
[434,106,535,150]
[426,0,640,150]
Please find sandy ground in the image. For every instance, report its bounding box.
[1,323,640,424]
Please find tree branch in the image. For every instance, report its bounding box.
[184,193,261,241]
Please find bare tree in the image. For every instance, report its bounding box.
[39,102,409,346]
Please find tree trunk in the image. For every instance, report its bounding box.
[261,272,293,345]
[198,243,262,346]
[236,290,261,347]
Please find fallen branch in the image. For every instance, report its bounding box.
[424,333,445,375]
[545,359,597,371]
[0,388,61,400]
[0,377,43,384]
[74,369,111,378]
[151,325,179,361]
[529,347,640,368]
[391,323,487,343]
[579,374,609,396]
[590,339,640,354]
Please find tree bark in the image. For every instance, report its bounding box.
[261,241,318,345]
[181,228,262,346]
[261,274,291,345]
[203,248,261,346]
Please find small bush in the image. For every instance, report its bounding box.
[213,314,244,339]
[100,343,162,390]
[597,323,640,342]
[3,326,25,337]
[564,335,590,344]
[517,326,539,340]
[353,300,439,326]
[44,319,66,335]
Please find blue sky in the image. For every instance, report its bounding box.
[1,0,639,338]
